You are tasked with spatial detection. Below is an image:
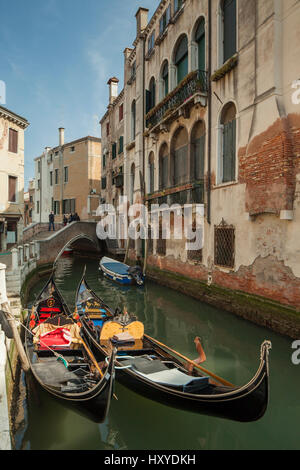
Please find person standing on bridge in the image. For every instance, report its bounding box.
[49,211,55,231]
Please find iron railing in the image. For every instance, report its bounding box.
[147,180,205,207]
[146,70,208,129]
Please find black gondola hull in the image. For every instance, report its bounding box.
[25,275,115,424]
[75,274,271,423]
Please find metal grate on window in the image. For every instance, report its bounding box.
[214,220,235,268]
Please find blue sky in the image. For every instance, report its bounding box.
[1,0,155,188]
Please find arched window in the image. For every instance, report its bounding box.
[149,152,155,194]
[130,163,135,204]
[221,0,237,64]
[191,121,205,181]
[220,102,236,183]
[159,144,169,190]
[131,100,136,141]
[195,18,205,71]
[161,61,169,98]
[174,35,188,85]
[171,127,188,186]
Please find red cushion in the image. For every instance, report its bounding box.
[39,328,72,349]
[40,308,61,313]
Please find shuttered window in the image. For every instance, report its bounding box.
[174,0,183,13]
[8,176,17,202]
[223,119,236,183]
[101,177,107,190]
[174,145,188,185]
[63,199,76,214]
[64,166,69,183]
[9,129,18,153]
[112,142,117,159]
[160,155,168,190]
[194,135,205,181]
[162,62,169,98]
[175,36,188,84]
[149,153,155,194]
[223,0,237,63]
[118,136,124,155]
[149,78,156,111]
[119,104,123,121]
[195,18,205,71]
[131,101,136,141]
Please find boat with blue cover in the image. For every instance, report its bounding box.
[99,256,145,286]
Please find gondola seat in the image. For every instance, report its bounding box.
[119,356,210,392]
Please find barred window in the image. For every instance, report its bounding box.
[214,222,235,268]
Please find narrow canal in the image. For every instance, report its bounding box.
[15,255,300,450]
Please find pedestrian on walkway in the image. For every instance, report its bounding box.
[49,211,55,231]
[63,214,68,226]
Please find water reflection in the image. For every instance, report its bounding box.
[21,255,300,450]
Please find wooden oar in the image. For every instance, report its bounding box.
[80,335,118,401]
[144,334,235,388]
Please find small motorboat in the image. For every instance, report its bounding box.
[99,256,145,286]
[75,271,272,423]
[25,275,115,423]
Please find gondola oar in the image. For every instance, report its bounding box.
[144,334,235,388]
[79,331,118,401]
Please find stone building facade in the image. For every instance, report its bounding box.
[100,78,125,208]
[0,106,29,251]
[100,0,300,312]
[24,178,35,227]
[33,129,102,224]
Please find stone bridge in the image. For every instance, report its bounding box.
[36,221,104,266]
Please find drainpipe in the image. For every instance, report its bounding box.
[207,0,212,225]
[142,34,146,201]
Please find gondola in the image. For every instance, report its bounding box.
[99,256,145,286]
[25,275,115,423]
[75,272,272,423]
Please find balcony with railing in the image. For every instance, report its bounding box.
[145,70,208,132]
[146,179,205,208]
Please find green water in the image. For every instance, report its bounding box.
[18,255,300,450]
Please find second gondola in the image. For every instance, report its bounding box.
[74,272,272,423]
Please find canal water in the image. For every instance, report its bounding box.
[16,255,300,450]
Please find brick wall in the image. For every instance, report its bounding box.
[239,117,297,216]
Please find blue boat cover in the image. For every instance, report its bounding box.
[102,262,129,276]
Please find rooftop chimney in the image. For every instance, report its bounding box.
[59,127,65,146]
[135,7,149,37]
[107,77,119,105]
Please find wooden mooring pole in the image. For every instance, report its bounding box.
[0,263,30,373]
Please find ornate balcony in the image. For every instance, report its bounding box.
[146,180,205,207]
[145,70,208,132]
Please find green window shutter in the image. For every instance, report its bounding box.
[196,19,206,71]
[119,136,124,154]
[194,135,205,181]
[146,90,151,114]
[174,145,188,185]
[223,119,236,183]
[112,143,117,159]
[223,0,237,63]
[150,162,155,193]
[160,155,168,189]
[177,56,188,84]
